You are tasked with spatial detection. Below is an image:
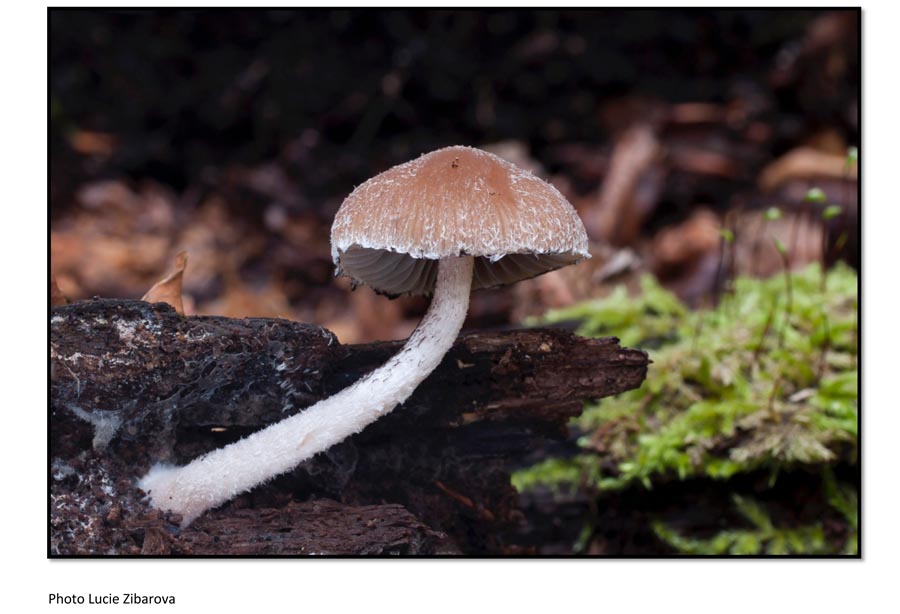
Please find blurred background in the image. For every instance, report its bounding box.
[50,9,859,555]
[50,8,858,342]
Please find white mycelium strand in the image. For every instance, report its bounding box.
[139,255,475,526]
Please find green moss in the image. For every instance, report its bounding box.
[510,457,594,495]
[652,494,830,555]
[515,263,858,554]
[824,471,859,555]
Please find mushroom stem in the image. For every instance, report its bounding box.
[139,255,475,526]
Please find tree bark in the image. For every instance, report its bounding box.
[50,299,649,555]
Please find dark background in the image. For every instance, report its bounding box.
[50,9,857,212]
[50,9,859,339]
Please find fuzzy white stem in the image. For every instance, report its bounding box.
[139,255,474,526]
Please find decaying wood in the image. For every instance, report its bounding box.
[150,500,456,556]
[51,454,454,556]
[50,299,649,555]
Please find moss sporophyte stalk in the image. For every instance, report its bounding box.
[515,263,858,555]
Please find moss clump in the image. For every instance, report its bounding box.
[652,494,830,555]
[513,263,858,554]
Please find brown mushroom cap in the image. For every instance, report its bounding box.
[331,145,590,296]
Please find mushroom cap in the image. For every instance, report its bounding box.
[331,145,590,296]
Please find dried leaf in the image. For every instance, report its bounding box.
[588,124,662,245]
[142,251,188,315]
[759,147,858,192]
[652,208,721,269]
[68,130,116,156]
[51,275,69,306]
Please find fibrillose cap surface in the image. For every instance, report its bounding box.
[331,145,590,296]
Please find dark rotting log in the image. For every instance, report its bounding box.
[50,299,649,555]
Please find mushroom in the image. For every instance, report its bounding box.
[139,145,590,526]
